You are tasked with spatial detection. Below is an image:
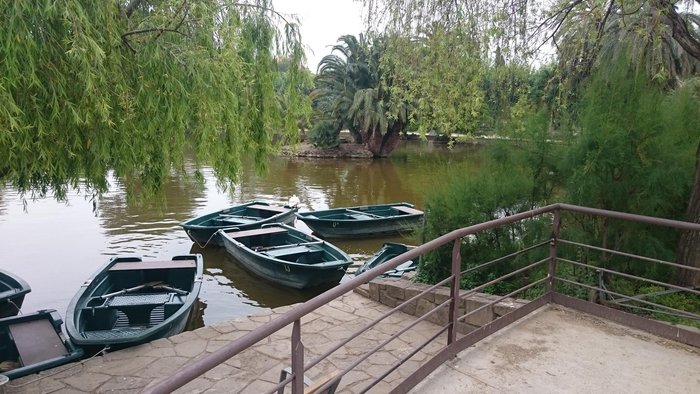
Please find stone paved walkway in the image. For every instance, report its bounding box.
[4,291,444,394]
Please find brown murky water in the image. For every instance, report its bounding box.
[0,141,481,329]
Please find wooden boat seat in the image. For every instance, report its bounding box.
[109,260,196,272]
[107,293,173,307]
[265,246,324,264]
[226,227,288,238]
[392,205,423,215]
[345,209,382,220]
[248,204,288,213]
[349,213,375,220]
[218,215,259,225]
[264,245,312,257]
[8,319,68,366]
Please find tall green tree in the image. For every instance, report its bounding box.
[0,0,309,199]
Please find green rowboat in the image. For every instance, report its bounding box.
[354,242,419,278]
[296,202,424,239]
[65,255,203,351]
[219,224,352,289]
[180,200,299,248]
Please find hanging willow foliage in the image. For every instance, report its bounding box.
[0,0,309,199]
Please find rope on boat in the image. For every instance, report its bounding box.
[189,230,219,249]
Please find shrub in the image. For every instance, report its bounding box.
[308,121,340,148]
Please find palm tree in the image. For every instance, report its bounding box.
[311,34,411,157]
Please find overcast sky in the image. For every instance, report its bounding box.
[275,0,366,72]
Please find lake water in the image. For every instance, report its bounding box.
[0,142,480,329]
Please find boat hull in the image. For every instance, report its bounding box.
[65,255,203,350]
[220,225,351,289]
[296,203,424,239]
[181,201,298,247]
[0,309,83,379]
[0,269,31,318]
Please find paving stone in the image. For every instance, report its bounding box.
[87,356,157,376]
[102,344,151,361]
[5,376,66,394]
[209,321,236,334]
[164,377,213,394]
[95,376,152,393]
[341,369,371,386]
[139,345,177,358]
[366,350,399,366]
[169,331,200,344]
[150,338,174,348]
[254,338,290,360]
[213,329,249,342]
[328,298,356,314]
[194,327,221,340]
[61,372,111,392]
[173,338,208,358]
[45,389,90,394]
[202,364,236,381]
[238,379,277,394]
[230,319,261,331]
[133,356,190,378]
[249,314,271,323]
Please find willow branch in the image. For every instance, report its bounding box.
[122,27,188,40]
[220,1,294,26]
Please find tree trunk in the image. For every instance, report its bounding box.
[674,141,700,287]
[365,122,403,158]
[347,126,363,144]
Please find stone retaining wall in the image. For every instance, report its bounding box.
[355,278,529,333]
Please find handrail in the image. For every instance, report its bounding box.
[144,203,700,393]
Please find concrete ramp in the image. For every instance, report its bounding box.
[413,306,700,393]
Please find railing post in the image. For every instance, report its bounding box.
[547,210,561,294]
[448,238,461,345]
[291,319,304,394]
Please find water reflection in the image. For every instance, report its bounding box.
[0,142,481,330]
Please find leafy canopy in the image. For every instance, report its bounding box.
[0,0,309,199]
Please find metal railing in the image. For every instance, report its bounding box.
[143,203,700,393]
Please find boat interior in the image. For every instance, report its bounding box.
[209,204,288,226]
[305,205,420,221]
[80,260,196,336]
[227,227,339,265]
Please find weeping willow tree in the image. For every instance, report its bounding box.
[0,0,309,200]
[360,0,537,139]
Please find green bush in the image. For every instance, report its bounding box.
[308,121,340,148]
[416,151,551,294]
